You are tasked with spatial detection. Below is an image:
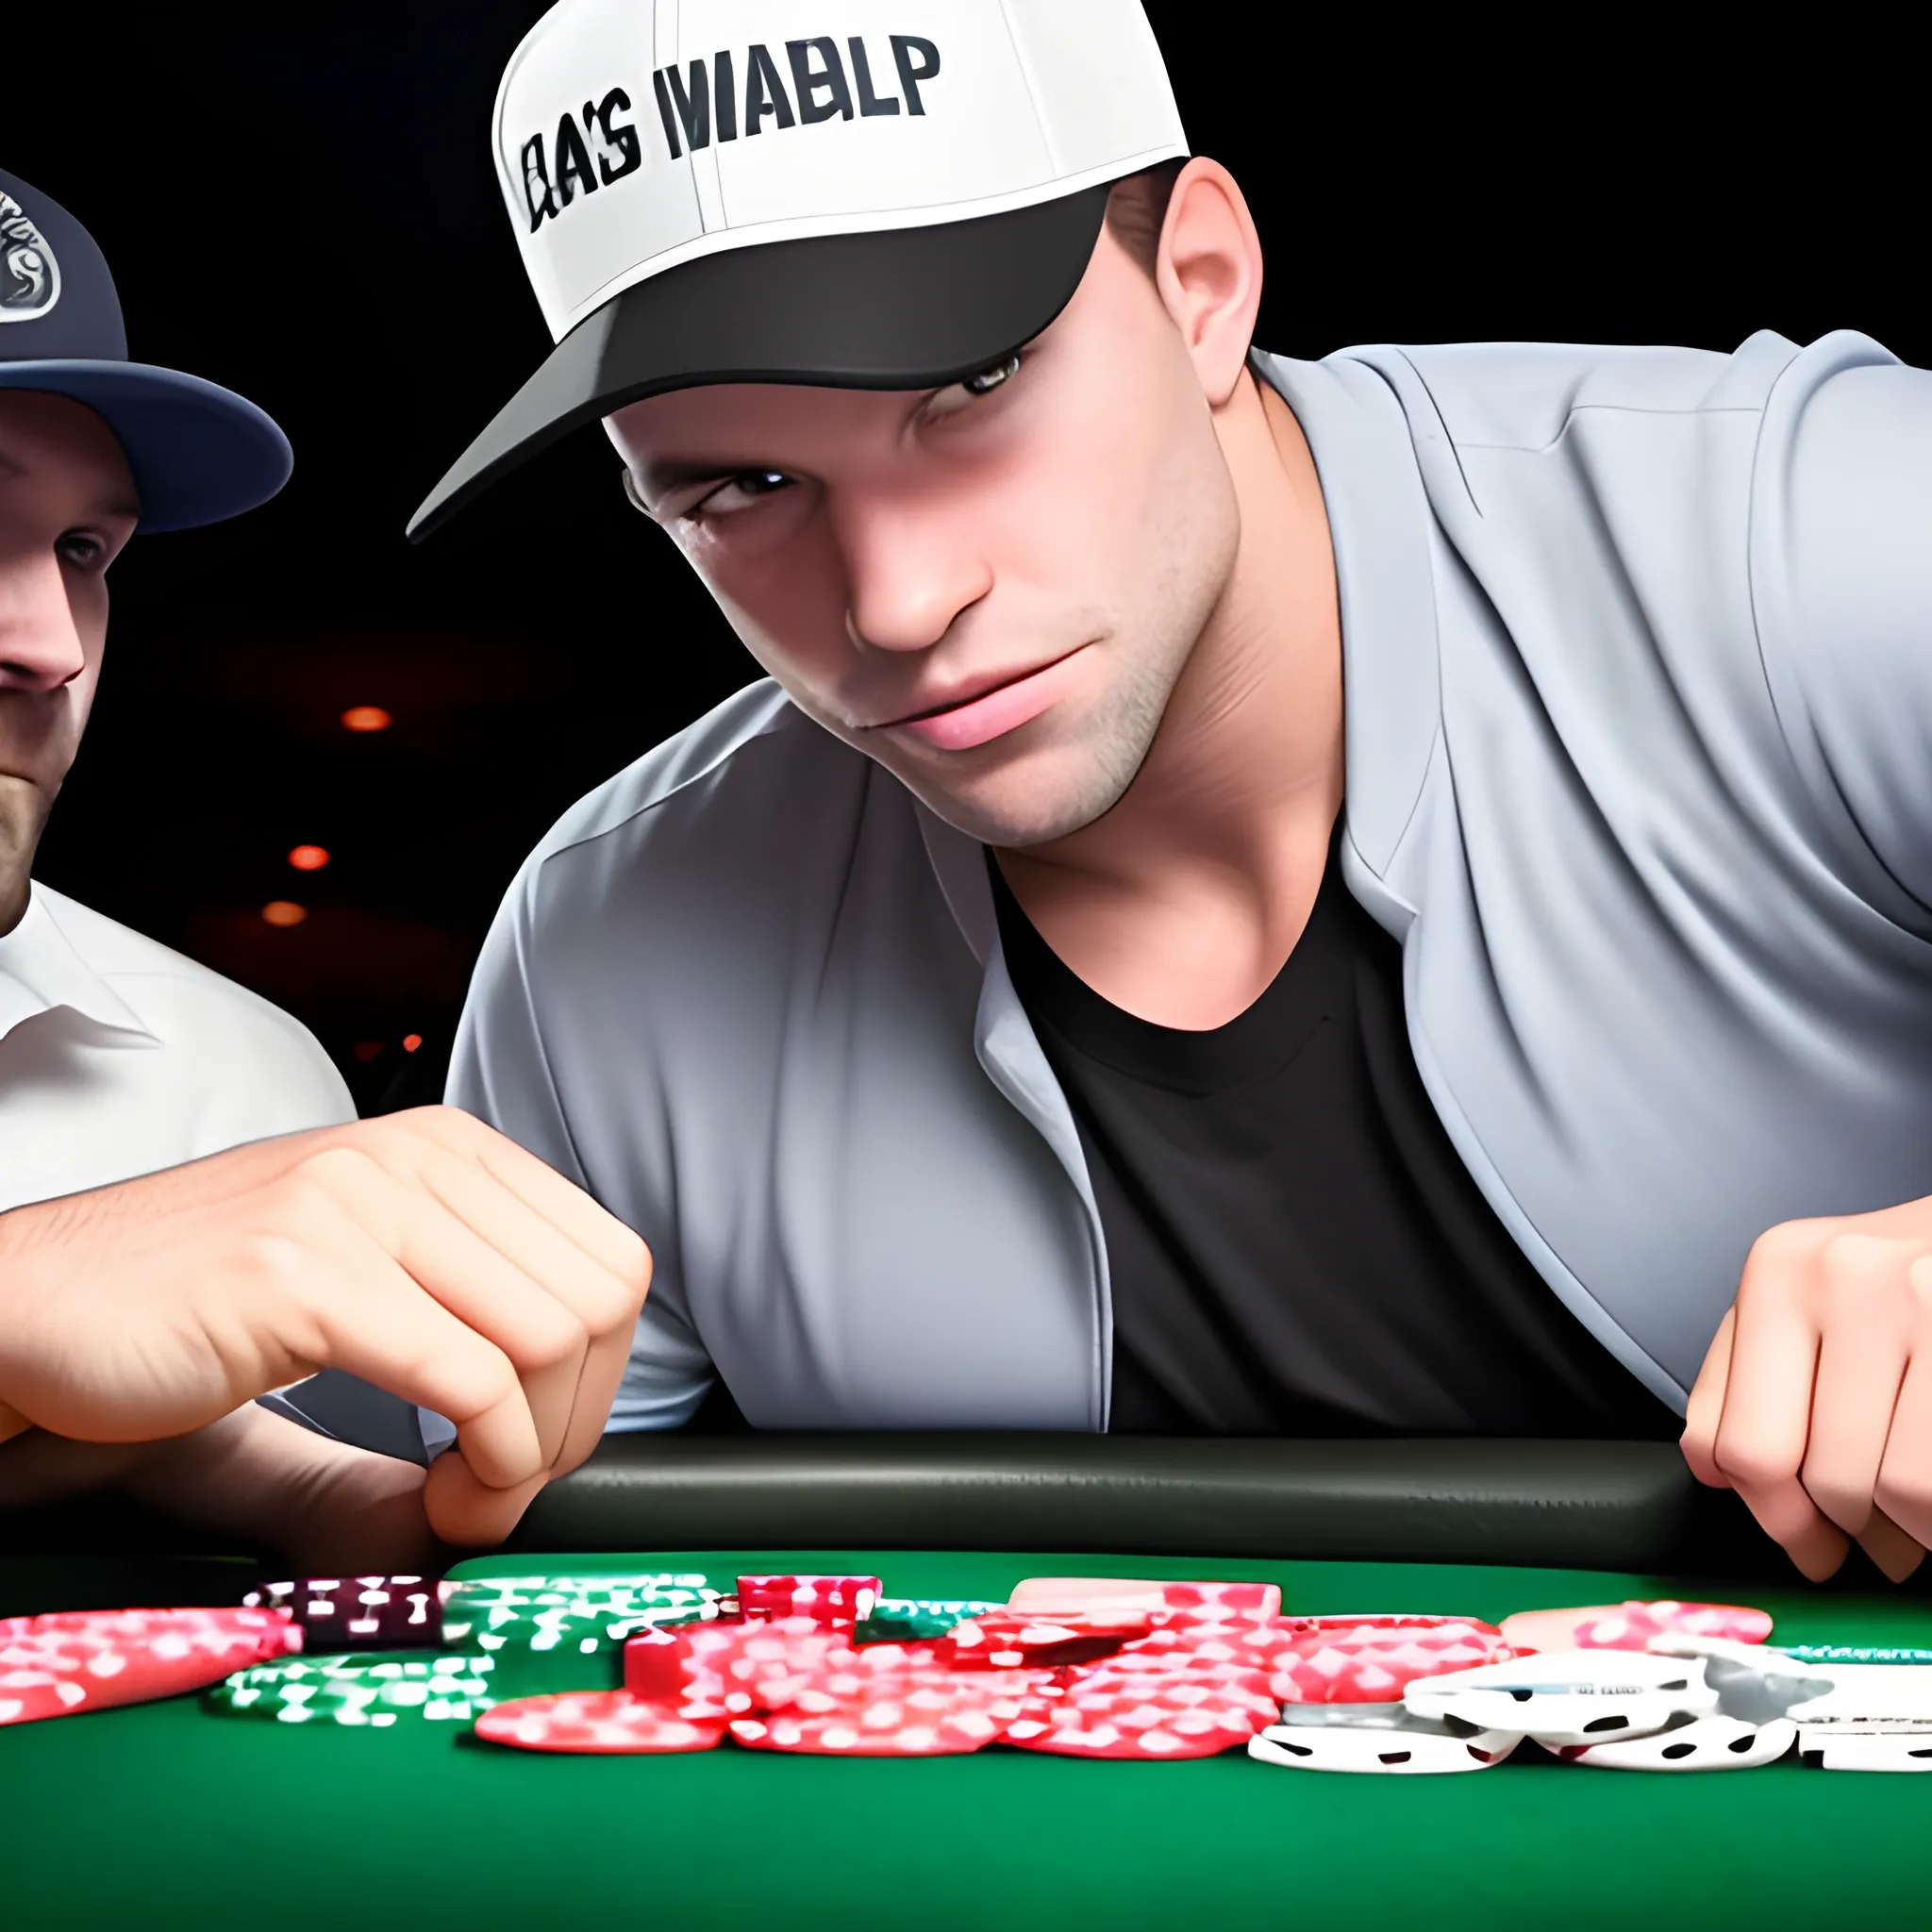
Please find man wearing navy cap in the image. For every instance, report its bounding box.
[0,173,651,1565]
[0,169,346,1203]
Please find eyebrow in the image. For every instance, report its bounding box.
[634,458,760,500]
[0,450,141,520]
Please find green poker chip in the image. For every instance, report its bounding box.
[1783,1645,1932,1665]
[440,1574,734,1696]
[202,1652,497,1727]
[856,1599,1007,1644]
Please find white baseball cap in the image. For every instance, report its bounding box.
[408,0,1186,539]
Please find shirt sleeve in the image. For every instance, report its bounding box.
[1762,346,1932,915]
[445,858,716,1432]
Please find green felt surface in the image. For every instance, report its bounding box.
[6,1549,1932,1932]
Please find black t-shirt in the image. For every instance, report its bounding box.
[991,835,1681,1440]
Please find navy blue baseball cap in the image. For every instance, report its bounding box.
[0,169,291,531]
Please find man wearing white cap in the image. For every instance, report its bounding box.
[0,171,650,1563]
[397,0,1932,1584]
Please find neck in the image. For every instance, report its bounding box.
[997,370,1344,1028]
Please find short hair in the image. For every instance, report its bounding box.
[1103,158,1188,277]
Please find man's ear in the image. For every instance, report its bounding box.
[1153,158,1265,409]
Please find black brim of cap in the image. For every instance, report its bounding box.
[408,184,1110,543]
[0,360,291,532]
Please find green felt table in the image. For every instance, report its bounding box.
[5,1545,1931,1932]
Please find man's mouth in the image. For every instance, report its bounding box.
[874,648,1089,753]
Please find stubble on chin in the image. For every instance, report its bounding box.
[881,645,1184,850]
[0,774,49,935]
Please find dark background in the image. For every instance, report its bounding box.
[4,8,1908,1110]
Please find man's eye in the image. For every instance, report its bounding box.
[691,470,794,518]
[961,354,1021,397]
[924,352,1024,422]
[56,533,106,570]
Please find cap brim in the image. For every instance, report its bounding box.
[407,184,1110,543]
[0,360,291,532]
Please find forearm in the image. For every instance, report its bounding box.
[0,1403,446,1575]
[121,1404,447,1574]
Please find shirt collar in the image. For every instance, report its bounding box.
[0,884,157,1045]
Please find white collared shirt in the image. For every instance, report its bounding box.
[0,881,353,1213]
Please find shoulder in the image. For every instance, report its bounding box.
[509,678,880,925]
[33,885,353,1125]
[1326,331,1907,452]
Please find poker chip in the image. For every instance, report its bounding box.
[941,1608,1154,1671]
[1557,1711,1798,1771]
[1249,1703,1524,1774]
[1002,1670,1278,1758]
[441,1573,733,1696]
[856,1598,1005,1644]
[737,1574,880,1627]
[0,1607,297,1726]
[1499,1600,1773,1656]
[242,1576,447,1652]
[477,1690,729,1754]
[1270,1615,1515,1705]
[731,1671,1043,1756]
[1405,1648,1720,1748]
[203,1652,498,1727]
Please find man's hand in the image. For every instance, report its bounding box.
[1682,1196,1932,1583]
[0,1106,650,1547]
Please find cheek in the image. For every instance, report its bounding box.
[675,523,854,695]
[988,360,1210,611]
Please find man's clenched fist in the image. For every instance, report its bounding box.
[1683,1194,1932,1584]
[0,1106,650,1546]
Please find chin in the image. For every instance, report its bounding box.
[902,751,1138,851]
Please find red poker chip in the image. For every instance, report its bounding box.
[736,1575,881,1627]
[941,1609,1151,1671]
[728,1691,1009,1755]
[1499,1600,1774,1655]
[478,1690,729,1754]
[1158,1582,1284,1624]
[1114,1622,1303,1674]
[1270,1615,1514,1705]
[1003,1674,1277,1759]
[0,1607,298,1726]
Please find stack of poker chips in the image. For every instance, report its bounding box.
[242,1575,446,1650]
[437,1574,736,1697]
[205,1653,498,1728]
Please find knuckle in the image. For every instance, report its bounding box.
[1713,1435,1800,1491]
[1875,1467,1932,1519]
[498,1302,588,1373]
[1744,1219,1824,1280]
[291,1142,386,1195]
[1818,1229,1891,1280]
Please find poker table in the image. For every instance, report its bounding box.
[6,1436,1932,1931]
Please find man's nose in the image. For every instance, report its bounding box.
[836,491,993,655]
[0,551,87,691]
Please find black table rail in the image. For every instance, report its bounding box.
[500,1434,1779,1575]
[2,1436,1909,1606]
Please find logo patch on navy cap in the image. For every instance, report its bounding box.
[0,192,61,323]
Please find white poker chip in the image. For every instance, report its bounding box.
[1797,1727,1932,1773]
[1248,1704,1522,1774]
[1404,1648,1716,1748]
[1558,1711,1797,1772]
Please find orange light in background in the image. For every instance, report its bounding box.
[341,706,392,733]
[402,1034,423,1053]
[287,844,330,872]
[260,901,308,927]
[353,1041,383,1062]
